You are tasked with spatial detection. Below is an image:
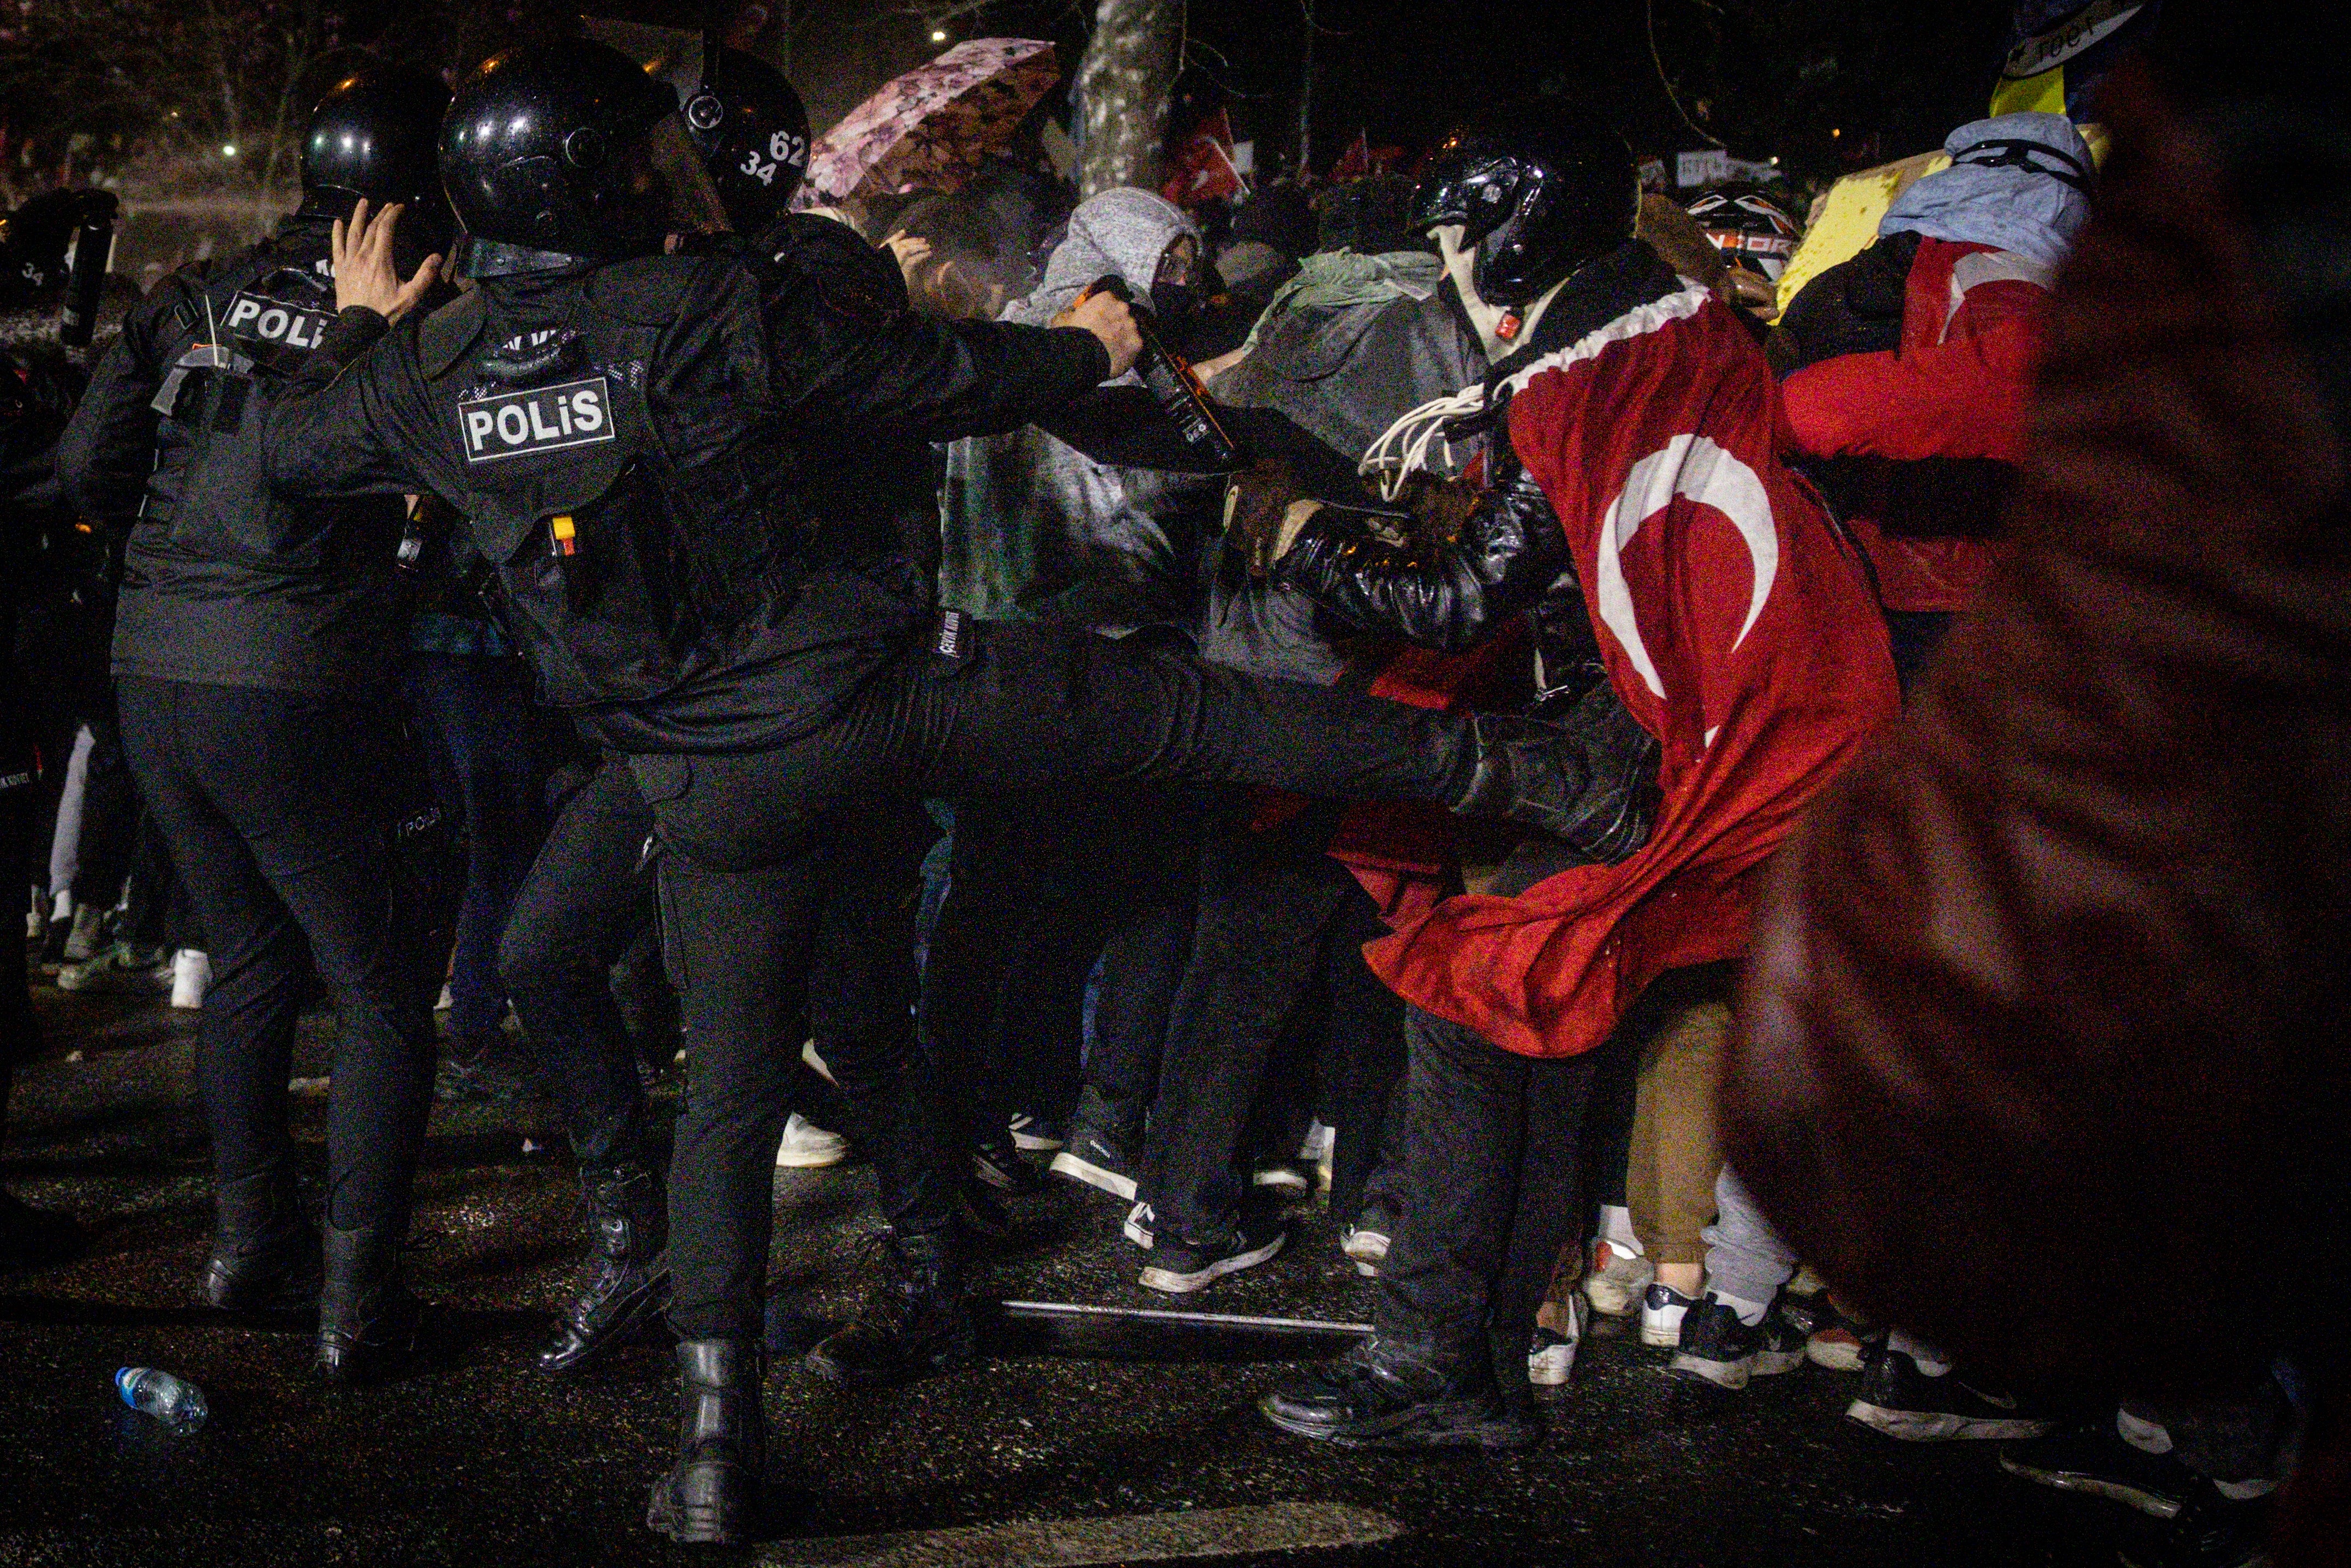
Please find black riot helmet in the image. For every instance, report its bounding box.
[302,66,451,211]
[1409,103,1640,306]
[440,39,731,277]
[301,65,454,269]
[682,47,811,235]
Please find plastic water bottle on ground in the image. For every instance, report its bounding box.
[116,1367,208,1434]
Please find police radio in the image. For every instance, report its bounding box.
[58,191,118,349]
[1079,274,1249,472]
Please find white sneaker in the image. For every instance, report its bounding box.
[774,1113,847,1169]
[1583,1237,1655,1318]
[1529,1294,1588,1386]
[1007,1112,1063,1153]
[1122,1200,1156,1249]
[1339,1223,1390,1278]
[800,1038,835,1084]
[169,949,211,1011]
[1640,1282,1701,1348]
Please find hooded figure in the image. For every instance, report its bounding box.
[1879,112,2095,269]
[939,188,1212,630]
[1772,111,2093,659]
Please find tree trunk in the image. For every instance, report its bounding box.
[1075,0,1182,200]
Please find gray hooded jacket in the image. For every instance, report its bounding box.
[938,189,1214,632]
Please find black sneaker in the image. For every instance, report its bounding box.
[1668,1296,1808,1391]
[1137,1210,1287,1294]
[435,1035,533,1104]
[1121,1201,1155,1249]
[1847,1347,2055,1440]
[2117,1483,2274,1568]
[971,1134,1043,1195]
[1259,1337,1537,1451]
[1049,1128,1138,1201]
[2000,1423,2197,1519]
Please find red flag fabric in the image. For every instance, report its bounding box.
[1161,108,1246,207]
[1366,285,1900,1058]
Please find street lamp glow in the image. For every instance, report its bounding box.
[221,143,238,158]
[931,28,948,41]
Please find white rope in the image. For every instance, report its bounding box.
[1356,381,1487,502]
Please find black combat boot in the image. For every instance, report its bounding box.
[1451,708,1660,860]
[315,1223,420,1383]
[646,1338,765,1546]
[199,1168,320,1311]
[537,1164,671,1374]
[804,1229,977,1385]
[1258,1333,1539,1450]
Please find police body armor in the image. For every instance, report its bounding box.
[411,259,805,713]
[118,227,406,695]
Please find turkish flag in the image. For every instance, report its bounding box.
[1368,284,1900,1058]
[1162,108,1246,207]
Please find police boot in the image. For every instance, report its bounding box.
[199,1168,320,1312]
[316,1223,421,1383]
[537,1163,671,1374]
[1450,710,1660,860]
[646,1338,765,1546]
[1258,1332,1539,1451]
[804,1229,977,1385]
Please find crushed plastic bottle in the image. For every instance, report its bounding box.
[115,1367,208,1434]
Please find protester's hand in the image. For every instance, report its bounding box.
[331,199,441,322]
[1225,454,1318,577]
[1054,288,1144,379]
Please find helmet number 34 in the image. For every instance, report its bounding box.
[741,131,807,188]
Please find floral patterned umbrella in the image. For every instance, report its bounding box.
[794,38,1060,210]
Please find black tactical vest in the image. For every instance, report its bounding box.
[412,259,805,711]
[113,227,404,695]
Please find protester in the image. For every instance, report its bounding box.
[1773,111,2090,686]
[1726,26,2347,1562]
[1241,102,1897,1449]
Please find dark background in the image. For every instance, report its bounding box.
[0,0,2016,204]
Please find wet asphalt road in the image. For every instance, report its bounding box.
[1,985,2135,1567]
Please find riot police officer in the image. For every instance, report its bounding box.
[262,40,1605,1545]
[499,47,1087,1387]
[54,65,454,1380]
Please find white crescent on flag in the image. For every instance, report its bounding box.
[1593,435,1781,700]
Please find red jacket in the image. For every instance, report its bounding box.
[1781,236,2051,613]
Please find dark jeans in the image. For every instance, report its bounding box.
[118,677,436,1234]
[404,653,553,1043]
[1142,798,1399,1242]
[498,754,657,1173]
[922,786,1199,1150]
[631,624,1483,1340]
[1377,1005,1605,1414]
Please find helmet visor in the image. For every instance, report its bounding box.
[633,113,733,240]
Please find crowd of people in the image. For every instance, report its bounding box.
[0,11,2340,1563]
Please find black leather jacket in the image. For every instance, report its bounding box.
[1277,438,1609,711]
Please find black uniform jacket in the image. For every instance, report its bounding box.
[260,234,1106,755]
[58,213,408,696]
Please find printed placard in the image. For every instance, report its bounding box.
[457,376,615,464]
